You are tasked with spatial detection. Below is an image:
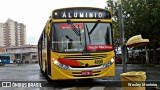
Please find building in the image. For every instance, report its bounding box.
[6,45,38,64]
[0,23,5,47]
[0,47,6,54]
[0,18,26,47]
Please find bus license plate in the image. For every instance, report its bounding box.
[81,71,92,75]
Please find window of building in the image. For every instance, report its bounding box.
[32,55,37,60]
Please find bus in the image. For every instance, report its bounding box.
[38,7,115,81]
[0,54,10,66]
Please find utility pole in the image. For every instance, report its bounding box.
[106,0,127,72]
[118,0,127,73]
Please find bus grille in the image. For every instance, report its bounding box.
[70,65,101,68]
[72,70,101,77]
[62,54,107,60]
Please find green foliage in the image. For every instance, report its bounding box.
[106,0,160,63]
[106,0,120,48]
[122,0,160,47]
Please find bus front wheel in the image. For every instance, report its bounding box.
[45,67,52,82]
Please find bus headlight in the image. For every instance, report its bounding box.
[102,58,114,68]
[53,60,69,70]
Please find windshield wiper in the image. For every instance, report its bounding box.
[67,20,82,45]
[67,20,80,36]
[85,24,91,44]
[89,20,100,34]
[77,25,82,44]
[85,20,100,44]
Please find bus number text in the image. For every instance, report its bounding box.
[94,59,103,64]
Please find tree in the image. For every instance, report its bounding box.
[122,0,160,64]
[106,0,160,64]
[106,0,120,51]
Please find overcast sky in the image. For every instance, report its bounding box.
[0,0,108,45]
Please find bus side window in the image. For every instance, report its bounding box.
[51,24,58,51]
[45,33,47,48]
[42,31,45,49]
[50,23,53,49]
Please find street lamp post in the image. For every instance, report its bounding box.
[117,0,127,73]
[107,0,127,73]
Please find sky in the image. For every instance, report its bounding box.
[0,0,108,45]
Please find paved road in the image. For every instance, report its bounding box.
[0,64,159,90]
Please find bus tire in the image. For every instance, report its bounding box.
[45,67,52,82]
[40,69,43,73]
[40,66,43,73]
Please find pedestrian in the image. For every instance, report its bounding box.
[14,59,16,64]
[17,59,20,65]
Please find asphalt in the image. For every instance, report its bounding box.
[0,64,160,90]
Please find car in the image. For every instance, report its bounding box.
[10,60,13,64]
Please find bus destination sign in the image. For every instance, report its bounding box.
[52,8,111,19]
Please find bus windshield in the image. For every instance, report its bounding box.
[52,23,113,52]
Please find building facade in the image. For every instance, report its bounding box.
[0,23,5,47]
[0,19,26,47]
[6,45,38,64]
[0,47,6,54]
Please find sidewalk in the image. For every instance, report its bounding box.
[102,64,160,90]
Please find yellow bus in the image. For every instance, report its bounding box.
[38,7,115,81]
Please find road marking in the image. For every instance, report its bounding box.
[61,87,76,90]
[89,86,105,90]
[61,87,90,90]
